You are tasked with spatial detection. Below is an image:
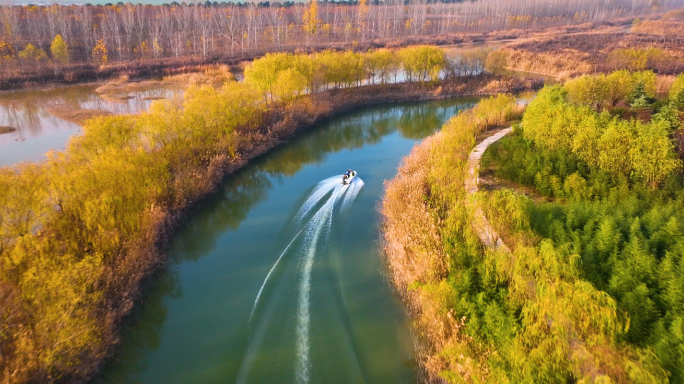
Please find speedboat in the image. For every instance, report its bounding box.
[342,170,357,185]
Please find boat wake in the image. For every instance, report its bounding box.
[239,174,364,384]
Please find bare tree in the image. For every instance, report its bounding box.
[0,0,682,70]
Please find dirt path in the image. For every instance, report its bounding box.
[465,127,512,252]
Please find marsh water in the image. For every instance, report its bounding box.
[95,97,478,384]
[0,83,181,166]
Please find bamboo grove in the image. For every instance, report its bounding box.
[380,71,684,382]
[0,46,459,382]
[0,0,679,74]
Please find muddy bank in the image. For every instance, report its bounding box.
[45,104,112,125]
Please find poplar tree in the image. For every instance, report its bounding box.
[17,43,47,62]
[50,34,69,64]
[91,39,108,66]
[303,0,319,35]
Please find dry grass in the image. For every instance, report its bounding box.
[502,47,592,80]
[663,8,684,20]
[380,106,490,382]
[0,126,16,134]
[163,65,233,87]
[656,75,677,95]
[381,133,467,382]
[382,135,444,291]
[498,29,684,78]
[45,104,112,125]
[93,65,233,103]
[631,20,684,35]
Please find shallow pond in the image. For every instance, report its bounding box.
[98,97,479,384]
[0,83,181,166]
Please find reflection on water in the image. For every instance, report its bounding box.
[259,98,476,177]
[99,97,478,384]
[0,84,182,166]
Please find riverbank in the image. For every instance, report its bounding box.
[0,74,537,383]
[380,96,522,383]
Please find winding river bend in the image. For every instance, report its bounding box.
[99,97,478,384]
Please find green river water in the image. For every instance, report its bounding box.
[96,97,478,384]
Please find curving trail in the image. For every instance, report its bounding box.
[465,127,512,252]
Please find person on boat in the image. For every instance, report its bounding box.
[345,169,351,177]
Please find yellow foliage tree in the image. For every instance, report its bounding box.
[0,40,15,62]
[484,49,508,74]
[358,0,369,18]
[50,34,69,64]
[398,46,445,82]
[303,0,320,35]
[91,39,108,66]
[669,73,684,101]
[18,43,47,62]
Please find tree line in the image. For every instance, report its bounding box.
[243,45,445,100]
[0,0,678,72]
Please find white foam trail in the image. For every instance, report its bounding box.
[295,185,343,383]
[250,228,305,320]
[340,178,364,213]
[241,175,363,383]
[294,176,341,224]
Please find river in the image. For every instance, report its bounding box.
[97,97,478,384]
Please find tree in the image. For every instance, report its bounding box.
[50,34,69,64]
[0,40,15,63]
[17,43,47,62]
[629,80,653,109]
[399,46,445,82]
[670,74,684,107]
[565,74,608,109]
[604,70,633,106]
[302,0,319,35]
[630,120,682,188]
[272,68,307,102]
[485,49,508,74]
[673,88,684,112]
[91,39,108,66]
